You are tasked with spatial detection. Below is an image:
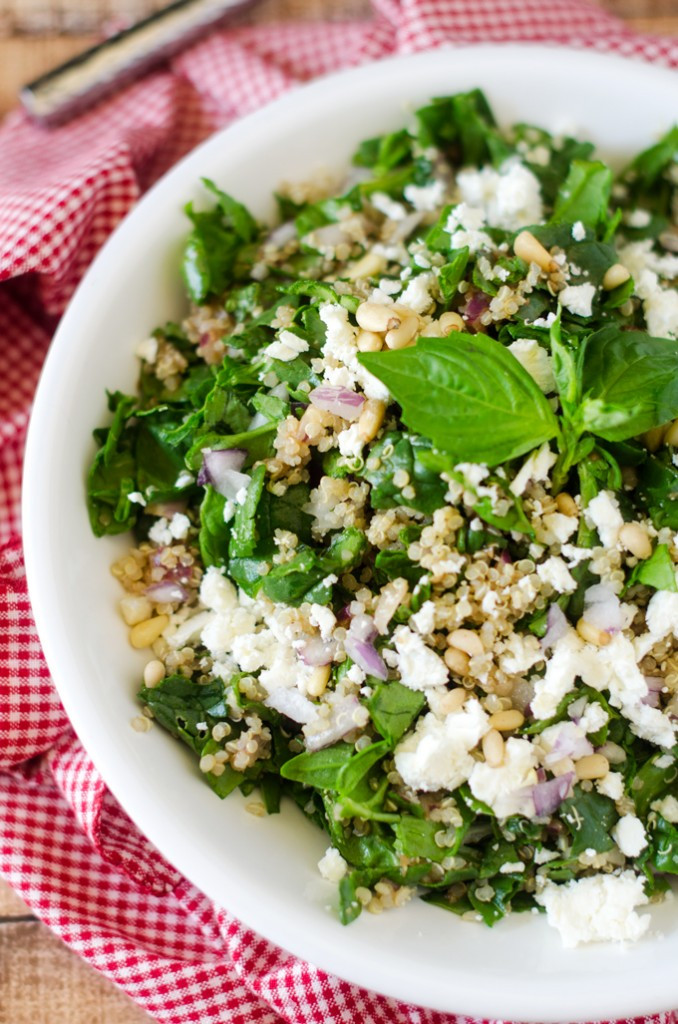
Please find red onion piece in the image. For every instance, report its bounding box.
[582,583,623,635]
[344,633,388,680]
[199,448,249,500]
[309,385,365,422]
[303,695,362,751]
[297,637,334,667]
[642,676,664,708]
[541,603,569,653]
[531,772,575,817]
[543,724,593,766]
[146,581,189,603]
[265,688,318,725]
[462,291,490,330]
[348,613,377,643]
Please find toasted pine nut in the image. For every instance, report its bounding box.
[448,628,484,657]
[357,399,386,442]
[619,522,652,560]
[576,617,611,647]
[439,311,465,334]
[131,715,153,733]
[307,664,331,698]
[120,594,153,626]
[482,729,505,767]
[513,230,556,272]
[575,754,610,780]
[356,329,383,352]
[642,426,665,453]
[385,315,419,350]
[143,659,166,688]
[438,687,468,714]
[129,614,169,650]
[356,301,400,333]
[488,709,525,732]
[555,492,578,516]
[347,251,387,281]
[664,419,678,447]
[444,646,470,676]
[602,263,631,291]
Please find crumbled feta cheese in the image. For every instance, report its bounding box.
[626,209,651,228]
[371,191,407,221]
[497,632,543,675]
[148,517,172,545]
[652,794,678,823]
[410,600,436,635]
[135,335,158,363]
[536,512,579,547]
[469,738,538,819]
[263,330,309,362]
[200,565,238,613]
[531,629,605,719]
[223,500,235,523]
[510,442,557,496]
[318,847,348,883]
[392,626,448,690]
[571,221,586,241]
[596,771,625,801]
[559,282,596,318]
[399,272,436,314]
[499,861,525,874]
[612,814,647,857]
[337,423,364,459]
[445,203,495,253]
[456,160,543,232]
[319,303,389,401]
[536,556,577,594]
[404,180,445,211]
[584,490,624,547]
[507,338,556,394]
[578,701,609,735]
[127,490,146,506]
[618,239,678,339]
[175,470,195,489]
[309,603,336,641]
[536,871,650,947]
[529,312,557,328]
[394,699,489,791]
[533,847,559,865]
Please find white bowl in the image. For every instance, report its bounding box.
[23,44,678,1022]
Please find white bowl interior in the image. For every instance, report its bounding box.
[23,44,678,1022]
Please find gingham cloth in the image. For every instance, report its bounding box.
[1,1,677,1021]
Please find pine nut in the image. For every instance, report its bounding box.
[448,628,484,657]
[438,687,468,714]
[143,659,166,688]
[439,311,465,334]
[555,492,578,516]
[488,709,525,732]
[120,594,153,626]
[575,753,610,780]
[513,230,556,272]
[642,426,665,453]
[384,315,419,350]
[482,729,505,767]
[307,664,331,697]
[619,522,652,560]
[576,617,611,647]
[347,251,387,281]
[356,301,400,333]
[129,614,169,649]
[664,419,678,447]
[602,263,631,291]
[357,399,386,442]
[444,646,470,676]
[356,329,383,352]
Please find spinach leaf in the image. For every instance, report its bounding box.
[199,485,232,567]
[577,326,678,441]
[636,455,678,530]
[359,335,559,465]
[559,787,618,857]
[201,179,258,243]
[138,675,228,755]
[366,682,426,746]
[374,549,426,588]
[261,528,366,606]
[395,816,449,862]
[360,431,447,513]
[632,751,678,817]
[415,89,511,167]
[280,743,355,788]
[229,464,267,559]
[625,544,678,593]
[649,815,678,874]
[438,248,470,302]
[621,126,678,217]
[186,422,276,471]
[87,391,139,537]
[550,160,612,231]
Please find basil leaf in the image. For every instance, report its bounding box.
[336,740,392,796]
[626,544,678,593]
[550,160,612,231]
[367,682,426,746]
[578,326,678,441]
[280,743,354,788]
[359,335,559,465]
[559,787,618,857]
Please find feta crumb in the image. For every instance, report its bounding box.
[577,701,609,735]
[404,179,445,211]
[571,221,586,241]
[652,794,678,824]
[612,814,648,857]
[499,861,525,874]
[584,490,624,547]
[626,209,651,228]
[318,847,348,883]
[319,303,389,402]
[309,603,336,641]
[200,566,238,614]
[507,338,556,394]
[536,871,650,947]
[135,335,158,363]
[596,771,624,801]
[410,600,436,636]
[456,160,543,232]
[533,847,559,865]
[394,699,489,791]
[392,625,448,690]
[445,203,494,253]
[536,556,577,594]
[399,272,436,314]
[127,491,146,506]
[263,330,309,362]
[175,470,195,489]
[468,738,538,818]
[529,312,557,328]
[510,442,557,496]
[559,282,596,318]
[371,191,407,221]
[337,423,364,459]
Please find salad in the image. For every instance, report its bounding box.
[87,90,678,948]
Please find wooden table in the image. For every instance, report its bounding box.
[1,0,677,1020]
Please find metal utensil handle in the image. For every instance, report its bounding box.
[20,0,256,126]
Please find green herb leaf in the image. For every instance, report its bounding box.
[366,682,426,746]
[280,743,354,788]
[359,335,559,466]
[360,431,447,513]
[550,160,612,231]
[633,751,678,817]
[559,787,618,857]
[626,543,678,593]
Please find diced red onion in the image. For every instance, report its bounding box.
[642,675,664,708]
[199,448,249,500]
[149,551,192,585]
[309,385,365,422]
[582,583,623,635]
[500,550,513,564]
[462,291,490,329]
[145,581,189,603]
[541,603,569,653]
[543,724,593,766]
[265,688,318,725]
[348,613,377,643]
[303,695,362,751]
[267,221,297,248]
[531,772,575,817]
[344,633,388,680]
[297,636,334,667]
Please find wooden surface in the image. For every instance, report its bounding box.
[1,0,677,1021]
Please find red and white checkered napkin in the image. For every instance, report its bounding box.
[1,1,677,1021]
